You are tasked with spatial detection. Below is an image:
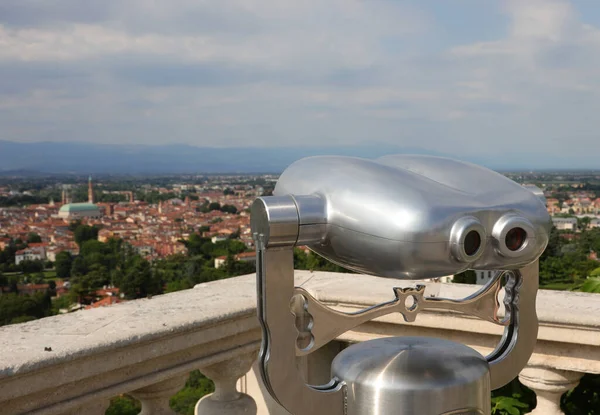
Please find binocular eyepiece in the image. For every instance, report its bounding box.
[449,212,538,263]
[252,154,550,279]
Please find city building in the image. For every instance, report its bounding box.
[552,217,577,231]
[474,270,498,285]
[58,203,102,220]
[58,176,102,220]
[211,235,228,243]
[15,247,46,264]
[215,251,256,269]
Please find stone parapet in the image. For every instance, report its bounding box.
[0,271,598,414]
[0,274,272,415]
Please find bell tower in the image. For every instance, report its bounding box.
[88,175,94,203]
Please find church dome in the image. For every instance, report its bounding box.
[59,203,99,212]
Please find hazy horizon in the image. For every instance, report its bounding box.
[1,138,600,173]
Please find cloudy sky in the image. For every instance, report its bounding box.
[1,0,600,163]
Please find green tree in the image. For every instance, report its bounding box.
[20,260,44,274]
[71,256,88,277]
[51,295,73,314]
[223,255,255,277]
[491,396,529,415]
[0,292,52,326]
[208,202,221,211]
[453,270,477,284]
[490,378,534,415]
[80,239,109,258]
[183,233,208,257]
[1,239,26,268]
[228,228,241,239]
[561,374,600,414]
[294,248,309,269]
[197,201,210,213]
[69,268,109,305]
[195,267,226,285]
[74,225,99,247]
[55,251,73,279]
[577,216,592,232]
[68,220,82,232]
[10,315,38,324]
[169,371,214,415]
[165,279,192,293]
[32,272,45,284]
[106,395,141,415]
[27,233,42,243]
[540,226,562,262]
[114,256,161,299]
[220,204,237,214]
[580,277,600,293]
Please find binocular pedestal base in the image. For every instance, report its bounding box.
[331,337,491,415]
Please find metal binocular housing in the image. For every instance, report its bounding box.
[251,155,551,415]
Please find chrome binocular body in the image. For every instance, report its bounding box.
[251,155,550,415]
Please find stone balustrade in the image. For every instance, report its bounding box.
[0,271,598,415]
[0,274,266,415]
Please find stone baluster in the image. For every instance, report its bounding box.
[195,352,258,415]
[519,365,584,415]
[130,374,188,415]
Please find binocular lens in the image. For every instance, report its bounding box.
[505,227,526,251]
[464,230,481,256]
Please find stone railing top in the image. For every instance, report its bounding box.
[0,273,267,380]
[297,271,600,328]
[1,270,599,381]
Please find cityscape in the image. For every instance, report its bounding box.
[0,174,272,314]
[1,167,599,414]
[1,170,600,317]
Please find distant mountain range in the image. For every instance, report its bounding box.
[0,140,595,175]
[0,140,450,175]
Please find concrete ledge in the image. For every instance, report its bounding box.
[0,275,267,415]
[0,271,598,414]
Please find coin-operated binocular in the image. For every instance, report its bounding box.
[251,155,550,415]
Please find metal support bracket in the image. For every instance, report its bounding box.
[289,262,539,390]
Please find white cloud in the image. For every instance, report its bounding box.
[0,0,427,69]
[0,0,600,167]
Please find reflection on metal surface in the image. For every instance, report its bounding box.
[273,155,550,279]
[252,155,547,415]
[331,337,490,415]
[256,242,345,415]
[487,261,539,390]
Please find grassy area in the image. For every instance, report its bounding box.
[43,270,57,280]
[2,270,58,281]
